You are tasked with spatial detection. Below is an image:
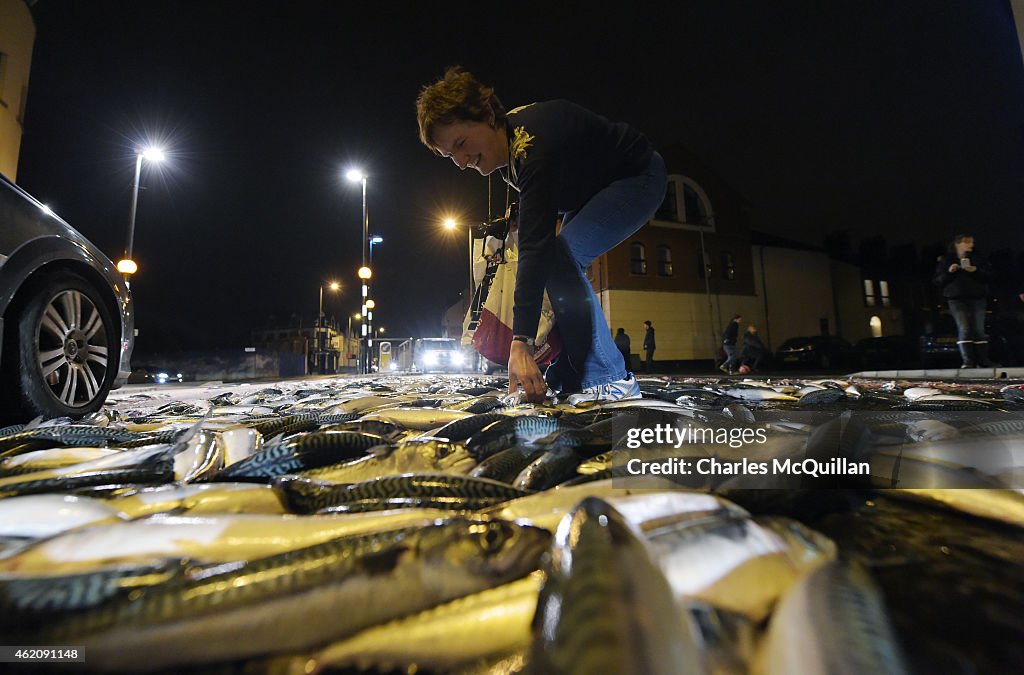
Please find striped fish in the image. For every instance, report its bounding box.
[32,518,549,671]
[530,497,703,674]
[276,473,530,514]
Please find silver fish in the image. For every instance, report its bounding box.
[530,496,703,674]
[37,518,549,671]
[760,559,908,675]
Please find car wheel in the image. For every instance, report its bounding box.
[6,271,117,419]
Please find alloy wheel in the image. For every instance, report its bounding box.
[36,289,109,406]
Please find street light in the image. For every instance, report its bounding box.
[346,312,362,371]
[346,168,369,373]
[441,217,475,304]
[313,281,341,374]
[319,281,341,325]
[120,145,165,280]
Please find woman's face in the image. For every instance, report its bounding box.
[955,237,974,257]
[432,121,508,176]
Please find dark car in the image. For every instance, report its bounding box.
[128,366,183,385]
[919,313,1013,367]
[0,175,133,421]
[856,335,920,370]
[776,335,857,370]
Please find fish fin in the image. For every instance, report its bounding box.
[23,416,44,430]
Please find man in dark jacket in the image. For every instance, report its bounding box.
[642,321,655,372]
[933,234,994,367]
[719,315,742,374]
[741,324,767,372]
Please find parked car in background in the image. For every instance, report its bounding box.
[919,312,1014,367]
[856,335,920,370]
[0,175,133,422]
[775,335,857,370]
[128,366,183,385]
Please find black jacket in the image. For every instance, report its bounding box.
[933,252,991,300]
[614,332,631,352]
[742,332,767,356]
[722,321,740,346]
[502,100,654,338]
[643,327,656,351]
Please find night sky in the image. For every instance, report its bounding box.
[14,1,1024,353]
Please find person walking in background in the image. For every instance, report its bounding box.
[614,328,631,370]
[719,314,742,374]
[642,321,656,372]
[741,324,767,372]
[933,234,995,368]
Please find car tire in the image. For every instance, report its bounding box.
[4,271,118,420]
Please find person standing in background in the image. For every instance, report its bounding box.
[720,314,743,374]
[933,234,995,368]
[614,328,631,370]
[642,321,656,372]
[740,324,767,372]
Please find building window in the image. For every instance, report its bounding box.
[654,175,714,231]
[630,242,647,275]
[879,280,890,307]
[721,251,735,280]
[863,279,876,307]
[654,181,678,222]
[656,245,673,276]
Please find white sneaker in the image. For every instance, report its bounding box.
[566,374,642,406]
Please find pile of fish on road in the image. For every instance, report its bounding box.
[0,374,1022,674]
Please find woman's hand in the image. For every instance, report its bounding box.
[508,341,546,402]
[948,263,960,273]
[963,265,977,273]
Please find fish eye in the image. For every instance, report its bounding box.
[479,523,507,552]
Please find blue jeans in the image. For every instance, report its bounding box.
[552,152,667,388]
[948,298,986,342]
[723,344,740,371]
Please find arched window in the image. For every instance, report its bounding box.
[654,174,715,231]
[630,242,647,275]
[870,315,883,338]
[656,245,673,276]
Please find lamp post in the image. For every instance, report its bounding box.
[316,281,340,374]
[118,145,165,282]
[443,217,475,312]
[346,169,369,373]
[347,312,362,371]
[367,235,383,344]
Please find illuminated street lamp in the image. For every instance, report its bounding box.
[346,312,362,371]
[440,216,475,302]
[313,281,341,374]
[346,168,370,373]
[122,145,165,280]
[319,280,341,324]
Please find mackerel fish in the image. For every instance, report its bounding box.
[298,439,476,484]
[758,559,909,675]
[215,431,388,481]
[299,572,543,674]
[530,497,703,674]
[276,473,530,514]
[30,518,549,671]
